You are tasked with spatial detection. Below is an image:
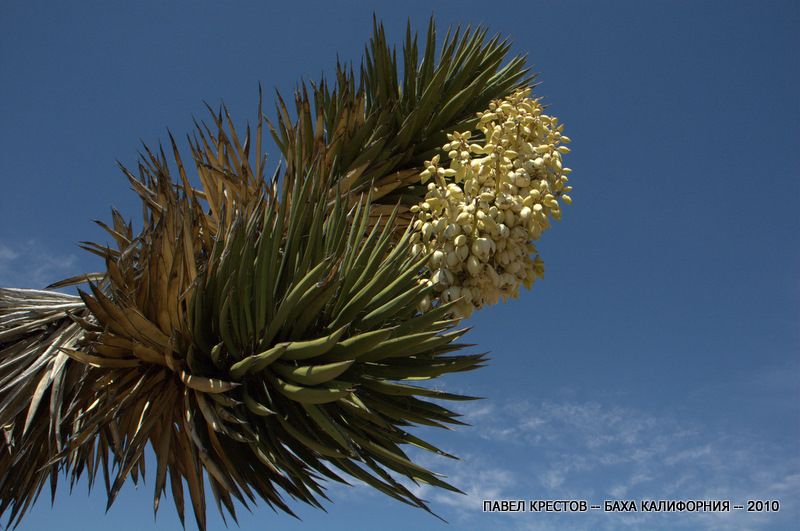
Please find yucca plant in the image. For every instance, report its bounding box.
[0,17,573,530]
[270,18,531,224]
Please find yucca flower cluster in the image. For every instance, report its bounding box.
[411,88,573,316]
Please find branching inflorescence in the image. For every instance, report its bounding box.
[413,88,573,316]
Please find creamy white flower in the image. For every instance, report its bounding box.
[411,87,574,317]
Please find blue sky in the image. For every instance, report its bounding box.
[1,1,798,530]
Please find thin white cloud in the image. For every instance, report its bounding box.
[412,453,518,512]
[0,240,77,288]
[352,397,800,531]
[0,245,20,262]
[466,399,798,530]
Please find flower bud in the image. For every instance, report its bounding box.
[430,250,445,268]
[482,216,498,235]
[471,238,493,262]
[442,286,461,303]
[431,268,453,289]
[443,223,461,240]
[421,222,433,241]
[504,209,515,227]
[466,255,482,277]
[417,294,432,312]
[498,223,510,239]
[511,226,528,241]
[445,251,461,269]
